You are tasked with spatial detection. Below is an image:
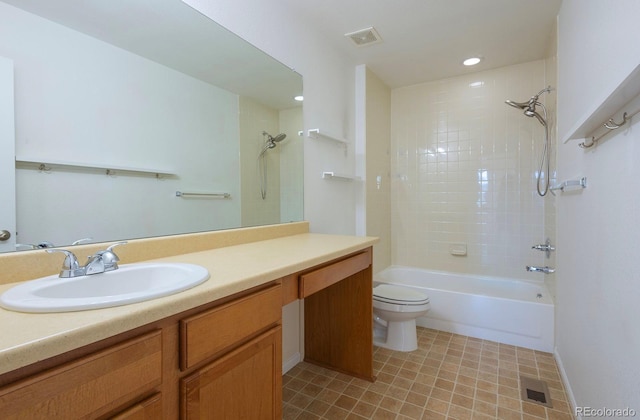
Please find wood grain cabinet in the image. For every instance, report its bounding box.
[0,283,282,419]
[0,247,374,419]
[181,327,282,419]
[0,331,163,420]
[301,248,374,381]
[179,284,282,419]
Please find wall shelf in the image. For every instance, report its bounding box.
[322,172,359,181]
[15,156,175,178]
[307,129,349,145]
[562,63,640,144]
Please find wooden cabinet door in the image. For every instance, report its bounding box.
[0,331,162,420]
[181,327,282,419]
[111,394,162,420]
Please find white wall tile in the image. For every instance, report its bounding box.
[391,61,552,280]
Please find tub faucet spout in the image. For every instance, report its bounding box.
[526,265,555,274]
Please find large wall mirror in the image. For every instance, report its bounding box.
[0,0,304,254]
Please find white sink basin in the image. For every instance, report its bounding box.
[0,263,209,313]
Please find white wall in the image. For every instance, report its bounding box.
[557,1,640,144]
[362,68,392,273]
[390,61,551,281]
[556,0,640,412]
[183,0,359,236]
[0,57,16,253]
[1,3,241,247]
[279,107,304,223]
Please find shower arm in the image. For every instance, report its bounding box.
[534,86,554,100]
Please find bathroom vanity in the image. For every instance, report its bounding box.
[0,223,377,418]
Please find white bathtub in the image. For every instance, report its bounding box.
[374,266,554,352]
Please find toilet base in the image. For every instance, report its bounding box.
[373,319,418,352]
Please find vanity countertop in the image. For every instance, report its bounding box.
[0,233,378,376]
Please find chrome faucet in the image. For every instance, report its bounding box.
[526,265,555,274]
[47,241,127,278]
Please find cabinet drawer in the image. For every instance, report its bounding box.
[111,393,162,420]
[180,284,281,370]
[0,331,162,420]
[299,249,372,298]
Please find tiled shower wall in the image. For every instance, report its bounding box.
[390,60,553,281]
[239,96,280,227]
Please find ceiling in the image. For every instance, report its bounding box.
[279,0,563,88]
[4,0,563,93]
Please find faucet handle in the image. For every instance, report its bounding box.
[96,241,128,270]
[106,241,128,253]
[531,239,555,258]
[46,249,83,278]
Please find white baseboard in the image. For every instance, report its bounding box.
[282,352,301,375]
[554,348,580,420]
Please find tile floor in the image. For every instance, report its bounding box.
[283,327,574,419]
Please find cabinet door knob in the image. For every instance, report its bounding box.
[0,230,11,241]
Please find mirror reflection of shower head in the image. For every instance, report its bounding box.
[260,131,287,156]
[262,131,286,144]
[258,131,288,200]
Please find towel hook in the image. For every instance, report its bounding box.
[604,112,628,130]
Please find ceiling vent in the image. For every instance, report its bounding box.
[345,26,382,47]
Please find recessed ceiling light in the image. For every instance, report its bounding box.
[463,57,482,66]
[294,95,304,102]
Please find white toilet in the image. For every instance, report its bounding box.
[373,284,430,352]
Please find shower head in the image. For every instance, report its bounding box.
[262,131,287,143]
[525,107,547,127]
[505,100,529,110]
[259,131,287,157]
[505,86,553,127]
[271,133,286,143]
[504,86,554,197]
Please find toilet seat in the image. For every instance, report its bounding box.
[373,284,430,305]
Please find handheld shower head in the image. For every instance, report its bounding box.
[525,107,548,127]
[258,131,288,200]
[505,86,553,127]
[260,131,287,156]
[262,131,287,143]
[505,86,554,197]
[271,133,287,143]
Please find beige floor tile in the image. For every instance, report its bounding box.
[282,327,574,420]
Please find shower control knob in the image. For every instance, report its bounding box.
[531,239,555,258]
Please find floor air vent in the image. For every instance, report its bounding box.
[520,376,553,408]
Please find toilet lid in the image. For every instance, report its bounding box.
[373,284,429,304]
